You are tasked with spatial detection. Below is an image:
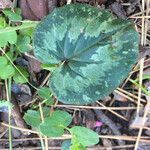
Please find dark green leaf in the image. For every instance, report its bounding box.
[33,4,139,104]
[39,110,72,137]
[70,126,99,147]
[23,110,41,128]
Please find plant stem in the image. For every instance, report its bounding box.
[129,79,150,95]
[5,78,12,150]
[0,21,38,34]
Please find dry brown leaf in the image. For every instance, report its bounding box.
[20,0,49,20]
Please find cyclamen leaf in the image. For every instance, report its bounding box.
[23,110,41,128]
[70,126,99,147]
[39,110,72,137]
[33,4,139,104]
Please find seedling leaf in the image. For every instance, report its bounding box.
[0,64,15,79]
[13,66,29,83]
[23,110,41,128]
[70,126,99,147]
[39,110,72,137]
[3,8,22,21]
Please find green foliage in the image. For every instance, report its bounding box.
[24,109,99,149]
[13,66,29,83]
[23,110,41,128]
[0,56,7,65]
[16,35,31,52]
[38,87,54,105]
[0,16,17,47]
[0,8,37,49]
[41,64,57,72]
[70,126,99,147]
[0,55,15,79]
[0,65,15,79]
[0,53,29,81]
[33,3,139,104]
[2,8,22,21]
[0,8,36,81]
[39,110,72,137]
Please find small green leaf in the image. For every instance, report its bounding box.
[0,17,6,28]
[70,142,86,150]
[4,51,15,62]
[23,110,41,128]
[0,64,15,79]
[70,126,99,147]
[38,87,51,100]
[62,139,85,150]
[0,21,38,34]
[16,35,31,52]
[41,64,57,72]
[0,30,17,47]
[19,26,34,38]
[3,8,22,21]
[0,56,8,66]
[39,110,72,137]
[13,66,29,83]
[42,107,50,118]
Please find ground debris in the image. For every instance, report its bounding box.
[0,0,12,11]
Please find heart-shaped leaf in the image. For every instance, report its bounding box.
[70,126,99,147]
[23,110,41,128]
[33,4,139,104]
[39,110,72,137]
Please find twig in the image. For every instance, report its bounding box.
[96,101,128,121]
[11,95,28,130]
